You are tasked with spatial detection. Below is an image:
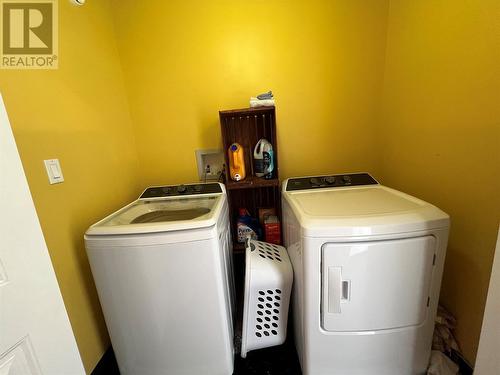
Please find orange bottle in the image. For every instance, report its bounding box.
[228,143,246,181]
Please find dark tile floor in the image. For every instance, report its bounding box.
[93,339,474,375]
[92,254,302,375]
[92,339,302,375]
[234,338,302,375]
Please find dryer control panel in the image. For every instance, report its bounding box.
[140,183,222,198]
[285,173,378,191]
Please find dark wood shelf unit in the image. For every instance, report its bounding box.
[232,242,246,253]
[219,106,281,251]
[219,106,278,181]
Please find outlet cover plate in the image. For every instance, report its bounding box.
[195,149,224,181]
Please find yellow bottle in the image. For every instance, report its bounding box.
[228,143,246,181]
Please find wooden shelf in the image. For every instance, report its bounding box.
[219,105,275,116]
[219,106,281,251]
[226,176,279,190]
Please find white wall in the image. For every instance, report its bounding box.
[474,226,500,374]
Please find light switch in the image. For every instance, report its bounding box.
[44,159,64,184]
[50,164,61,178]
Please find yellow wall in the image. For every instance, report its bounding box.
[379,0,500,363]
[4,0,498,370]
[111,0,389,184]
[0,1,139,373]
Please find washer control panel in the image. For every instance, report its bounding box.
[286,173,378,191]
[140,183,222,198]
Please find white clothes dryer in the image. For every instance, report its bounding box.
[85,182,235,375]
[282,173,449,375]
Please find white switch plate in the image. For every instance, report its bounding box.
[44,159,64,184]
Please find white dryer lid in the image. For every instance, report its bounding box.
[283,183,449,237]
[86,194,223,236]
[292,186,422,216]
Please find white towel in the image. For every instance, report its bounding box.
[250,97,275,108]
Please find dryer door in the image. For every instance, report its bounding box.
[321,236,435,332]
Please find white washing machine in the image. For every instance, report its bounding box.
[85,182,235,375]
[282,173,450,375]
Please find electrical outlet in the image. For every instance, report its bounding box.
[195,149,224,181]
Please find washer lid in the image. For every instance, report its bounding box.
[283,183,449,237]
[86,194,223,236]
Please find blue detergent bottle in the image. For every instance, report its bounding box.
[236,209,262,243]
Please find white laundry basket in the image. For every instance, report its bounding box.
[241,239,293,358]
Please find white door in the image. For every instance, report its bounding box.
[321,236,435,332]
[0,94,85,375]
[475,226,500,374]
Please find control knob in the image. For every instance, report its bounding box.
[310,177,322,186]
[342,175,352,184]
[324,176,336,185]
[177,184,187,193]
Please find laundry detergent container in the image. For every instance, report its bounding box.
[241,239,293,358]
